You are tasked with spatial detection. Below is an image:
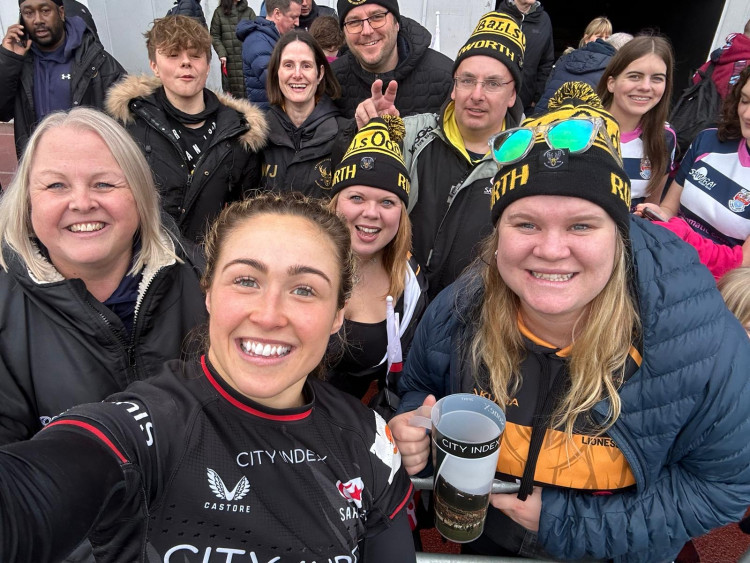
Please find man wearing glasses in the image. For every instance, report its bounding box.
[354,12,526,300]
[331,0,453,119]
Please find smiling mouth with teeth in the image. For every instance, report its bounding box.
[68,222,105,233]
[356,226,380,234]
[531,271,574,282]
[241,340,292,358]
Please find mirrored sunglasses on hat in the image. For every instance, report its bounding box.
[488,116,623,168]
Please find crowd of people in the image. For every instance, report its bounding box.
[1,0,750,561]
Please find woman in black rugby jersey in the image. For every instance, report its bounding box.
[0,193,415,563]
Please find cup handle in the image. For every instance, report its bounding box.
[408,405,432,430]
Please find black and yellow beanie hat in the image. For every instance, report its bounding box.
[331,115,410,205]
[489,82,631,236]
[453,12,526,88]
[337,0,400,28]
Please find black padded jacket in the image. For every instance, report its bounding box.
[330,16,454,119]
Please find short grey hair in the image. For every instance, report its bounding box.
[606,32,634,50]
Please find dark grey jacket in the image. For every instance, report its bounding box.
[210,0,256,99]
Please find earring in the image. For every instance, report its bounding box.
[494,250,498,259]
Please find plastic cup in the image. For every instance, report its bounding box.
[411,394,506,543]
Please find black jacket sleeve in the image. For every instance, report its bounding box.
[0,430,124,563]
[362,510,416,562]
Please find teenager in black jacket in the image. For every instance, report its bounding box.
[106,16,267,242]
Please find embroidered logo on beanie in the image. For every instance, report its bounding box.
[489,82,631,236]
[331,115,410,204]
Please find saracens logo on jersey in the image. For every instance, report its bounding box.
[337,477,364,508]
[204,468,252,513]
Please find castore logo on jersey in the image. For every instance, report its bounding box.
[204,467,252,513]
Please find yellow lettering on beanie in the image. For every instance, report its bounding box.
[333,164,357,186]
[457,40,518,62]
[610,172,631,207]
[398,173,410,195]
[491,164,529,207]
[342,127,404,161]
[472,15,525,49]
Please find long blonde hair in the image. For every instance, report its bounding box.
[469,228,639,437]
[329,193,412,301]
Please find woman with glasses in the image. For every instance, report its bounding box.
[388,83,750,560]
[325,116,427,406]
[259,30,347,198]
[638,66,750,251]
[0,193,417,563]
[596,35,676,209]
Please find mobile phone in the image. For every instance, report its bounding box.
[17,14,28,48]
[642,207,667,222]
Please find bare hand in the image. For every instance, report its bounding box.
[389,394,436,475]
[634,202,669,222]
[2,24,32,57]
[742,235,750,267]
[354,79,399,129]
[490,486,543,532]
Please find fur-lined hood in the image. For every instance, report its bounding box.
[105,75,268,152]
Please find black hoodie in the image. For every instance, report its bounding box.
[496,0,555,113]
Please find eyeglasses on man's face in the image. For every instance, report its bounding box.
[453,76,513,94]
[343,11,390,34]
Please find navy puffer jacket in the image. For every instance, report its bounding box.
[534,39,615,115]
[237,16,279,109]
[398,217,750,562]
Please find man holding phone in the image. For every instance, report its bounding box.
[0,0,124,158]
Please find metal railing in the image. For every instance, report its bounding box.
[410,477,552,562]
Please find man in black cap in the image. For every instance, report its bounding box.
[354,11,526,299]
[0,0,124,158]
[331,0,453,118]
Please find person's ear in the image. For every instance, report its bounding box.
[330,306,345,335]
[149,58,159,77]
[607,75,615,94]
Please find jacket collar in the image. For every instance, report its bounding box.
[105,75,268,152]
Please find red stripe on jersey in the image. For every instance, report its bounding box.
[389,482,414,520]
[201,355,312,421]
[45,420,128,464]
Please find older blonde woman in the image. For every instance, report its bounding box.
[0,108,206,445]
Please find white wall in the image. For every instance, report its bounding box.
[1,0,489,88]
[710,0,750,55]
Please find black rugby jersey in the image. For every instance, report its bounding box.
[40,356,414,562]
